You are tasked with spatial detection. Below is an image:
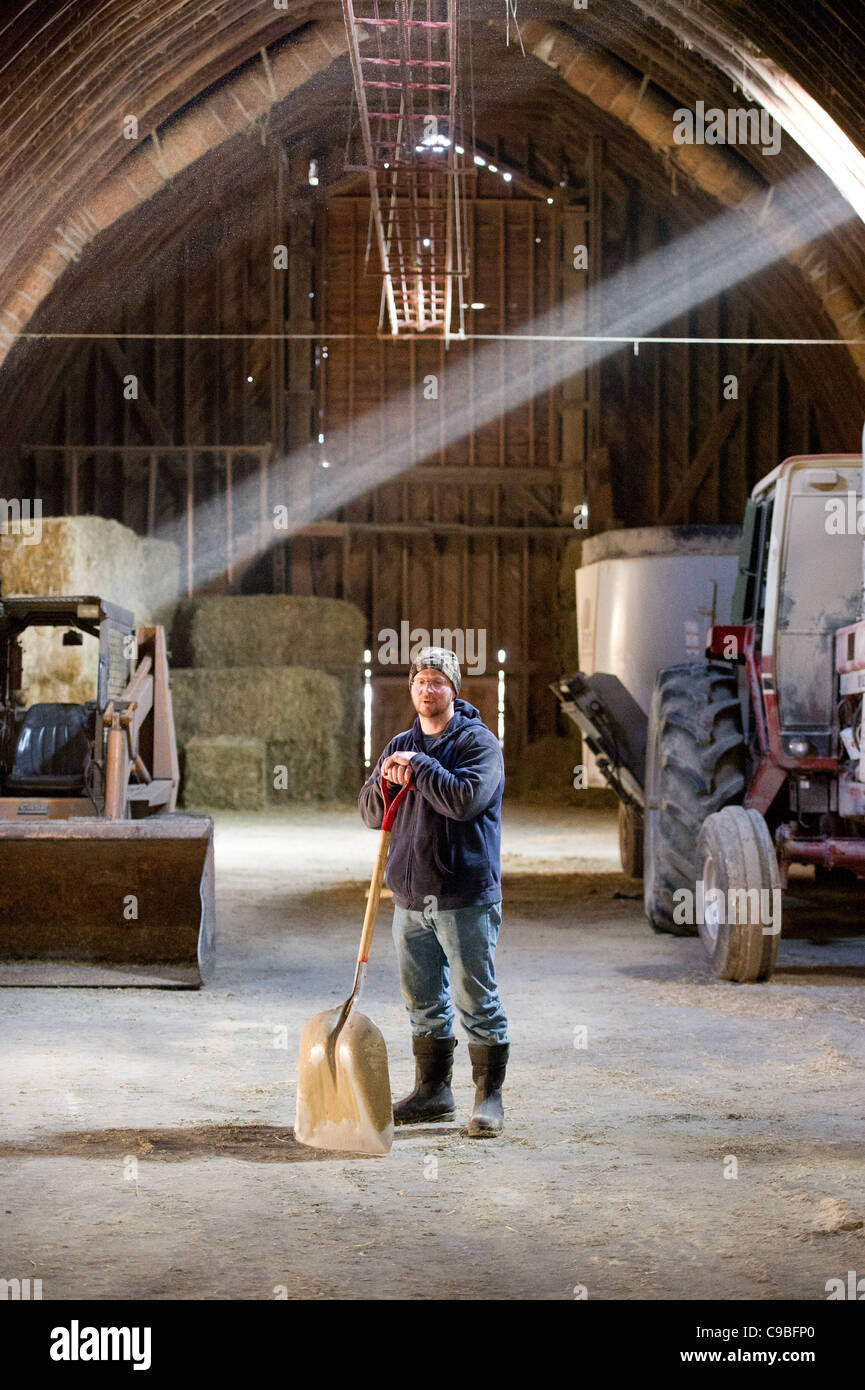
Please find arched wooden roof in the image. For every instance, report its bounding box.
[2,0,865,377]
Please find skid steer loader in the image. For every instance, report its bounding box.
[0,595,215,986]
[555,449,865,983]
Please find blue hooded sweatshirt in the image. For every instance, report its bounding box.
[358,698,504,911]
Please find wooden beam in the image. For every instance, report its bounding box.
[296,522,572,537]
[516,484,557,524]
[587,135,603,465]
[400,467,565,486]
[25,444,270,456]
[660,344,775,524]
[784,344,860,450]
[370,659,548,674]
[100,337,173,446]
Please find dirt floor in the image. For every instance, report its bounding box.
[1,799,864,1301]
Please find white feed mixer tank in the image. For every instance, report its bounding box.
[575,525,742,869]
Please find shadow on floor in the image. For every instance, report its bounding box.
[0,1119,471,1163]
[0,1125,392,1163]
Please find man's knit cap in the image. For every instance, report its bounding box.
[409,645,461,696]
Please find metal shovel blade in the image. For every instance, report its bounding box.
[295,1003,394,1155]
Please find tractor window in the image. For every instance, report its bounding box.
[776,491,863,729]
[20,626,100,708]
[732,497,772,627]
[732,500,759,623]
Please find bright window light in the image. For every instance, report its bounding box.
[363,664,373,768]
[745,66,865,223]
[497,667,506,748]
[641,1,865,224]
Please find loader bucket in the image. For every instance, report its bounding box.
[0,815,215,986]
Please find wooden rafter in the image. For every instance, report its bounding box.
[100,338,173,446]
[660,343,775,524]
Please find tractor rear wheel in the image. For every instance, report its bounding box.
[696,806,781,981]
[643,662,746,936]
[618,802,644,879]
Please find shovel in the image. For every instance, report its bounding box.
[295,777,412,1154]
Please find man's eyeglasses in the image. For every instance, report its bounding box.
[412,678,450,692]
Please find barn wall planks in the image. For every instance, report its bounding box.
[3,131,864,761]
[319,187,569,760]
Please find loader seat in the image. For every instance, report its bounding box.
[5,703,91,794]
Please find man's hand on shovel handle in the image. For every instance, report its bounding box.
[382,752,415,787]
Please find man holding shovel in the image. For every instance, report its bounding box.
[358,646,509,1137]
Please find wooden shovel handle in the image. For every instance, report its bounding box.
[357,778,412,965]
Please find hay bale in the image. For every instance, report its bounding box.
[183,736,266,811]
[0,514,179,618]
[557,536,581,675]
[331,668,363,796]
[508,731,586,803]
[267,735,341,802]
[0,516,180,705]
[138,537,181,631]
[170,666,343,744]
[16,637,100,707]
[168,596,364,796]
[172,668,347,803]
[172,595,366,669]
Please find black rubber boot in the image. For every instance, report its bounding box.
[392,1036,457,1125]
[467,1042,509,1138]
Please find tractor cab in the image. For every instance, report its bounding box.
[731,455,864,764]
[0,596,134,815]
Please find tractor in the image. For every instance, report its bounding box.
[555,451,865,982]
[0,595,214,986]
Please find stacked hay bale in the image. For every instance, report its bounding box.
[181,736,266,813]
[170,595,365,809]
[508,730,616,806]
[0,515,179,704]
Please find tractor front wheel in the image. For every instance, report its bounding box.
[643,662,746,936]
[696,806,781,982]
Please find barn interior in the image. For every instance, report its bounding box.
[1,0,865,1305]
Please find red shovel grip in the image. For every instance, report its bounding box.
[381,775,412,831]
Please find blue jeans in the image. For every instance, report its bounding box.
[391,900,508,1044]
